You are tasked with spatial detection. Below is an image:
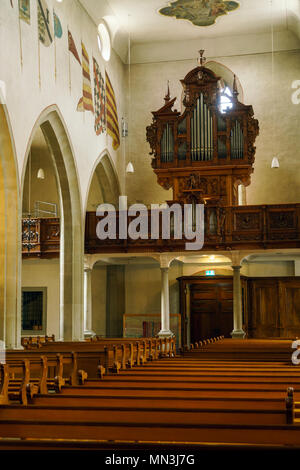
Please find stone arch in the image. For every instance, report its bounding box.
[0,103,21,349]
[22,105,84,341]
[83,152,121,337]
[85,150,121,212]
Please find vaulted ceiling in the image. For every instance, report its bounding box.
[80,0,300,62]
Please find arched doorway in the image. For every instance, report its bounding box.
[22,106,83,341]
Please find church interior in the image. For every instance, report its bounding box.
[1,0,300,455]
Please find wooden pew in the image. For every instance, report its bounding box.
[0,363,9,405]
[0,404,300,446]
[1,338,298,449]
[21,335,55,349]
[31,337,176,376]
[5,352,87,399]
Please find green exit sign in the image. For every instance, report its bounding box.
[206,270,215,276]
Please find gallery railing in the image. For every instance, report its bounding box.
[22,204,300,257]
[22,217,60,258]
[85,204,300,253]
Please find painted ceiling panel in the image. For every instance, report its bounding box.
[159,0,240,28]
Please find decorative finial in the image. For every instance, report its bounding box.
[198,49,206,67]
[164,80,171,103]
[233,74,239,99]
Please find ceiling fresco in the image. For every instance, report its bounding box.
[159,0,240,27]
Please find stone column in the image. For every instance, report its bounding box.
[158,266,173,337]
[231,265,245,339]
[84,267,95,337]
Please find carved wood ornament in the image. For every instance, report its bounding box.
[146,50,259,206]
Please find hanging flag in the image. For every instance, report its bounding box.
[53,11,63,39]
[77,42,94,114]
[19,0,30,24]
[93,58,106,135]
[37,0,53,47]
[105,71,120,150]
[53,11,62,81]
[68,30,81,65]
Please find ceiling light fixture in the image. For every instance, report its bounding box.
[37,168,45,179]
[126,162,134,173]
[271,157,279,168]
[270,0,279,170]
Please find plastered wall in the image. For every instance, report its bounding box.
[22,259,60,337]
[0,0,126,208]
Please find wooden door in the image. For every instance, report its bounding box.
[190,279,233,342]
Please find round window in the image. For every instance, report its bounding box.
[98,22,111,62]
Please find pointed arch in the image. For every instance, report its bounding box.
[22,105,84,341]
[84,149,121,213]
[0,103,21,349]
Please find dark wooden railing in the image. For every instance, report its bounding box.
[22,204,300,257]
[85,204,300,253]
[22,218,60,258]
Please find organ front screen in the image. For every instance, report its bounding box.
[146,51,259,206]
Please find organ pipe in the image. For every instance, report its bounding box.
[161,124,174,162]
[191,93,213,161]
[231,120,244,159]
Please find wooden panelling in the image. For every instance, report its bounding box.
[189,279,233,343]
[247,278,300,339]
[179,276,300,347]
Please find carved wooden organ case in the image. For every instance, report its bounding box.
[146,53,259,207]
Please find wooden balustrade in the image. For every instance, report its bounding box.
[22,217,60,258]
[22,204,300,257]
[85,203,300,253]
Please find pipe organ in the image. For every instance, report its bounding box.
[191,94,214,161]
[146,51,259,206]
[161,123,174,162]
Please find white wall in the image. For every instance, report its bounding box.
[22,259,60,337]
[0,0,126,209]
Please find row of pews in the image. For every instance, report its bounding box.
[0,337,299,450]
[0,337,175,405]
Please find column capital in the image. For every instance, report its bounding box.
[159,254,174,269]
[160,266,169,273]
[230,250,243,267]
[84,254,94,271]
[232,265,241,271]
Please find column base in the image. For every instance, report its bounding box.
[231,329,246,339]
[158,329,174,338]
[84,330,96,338]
